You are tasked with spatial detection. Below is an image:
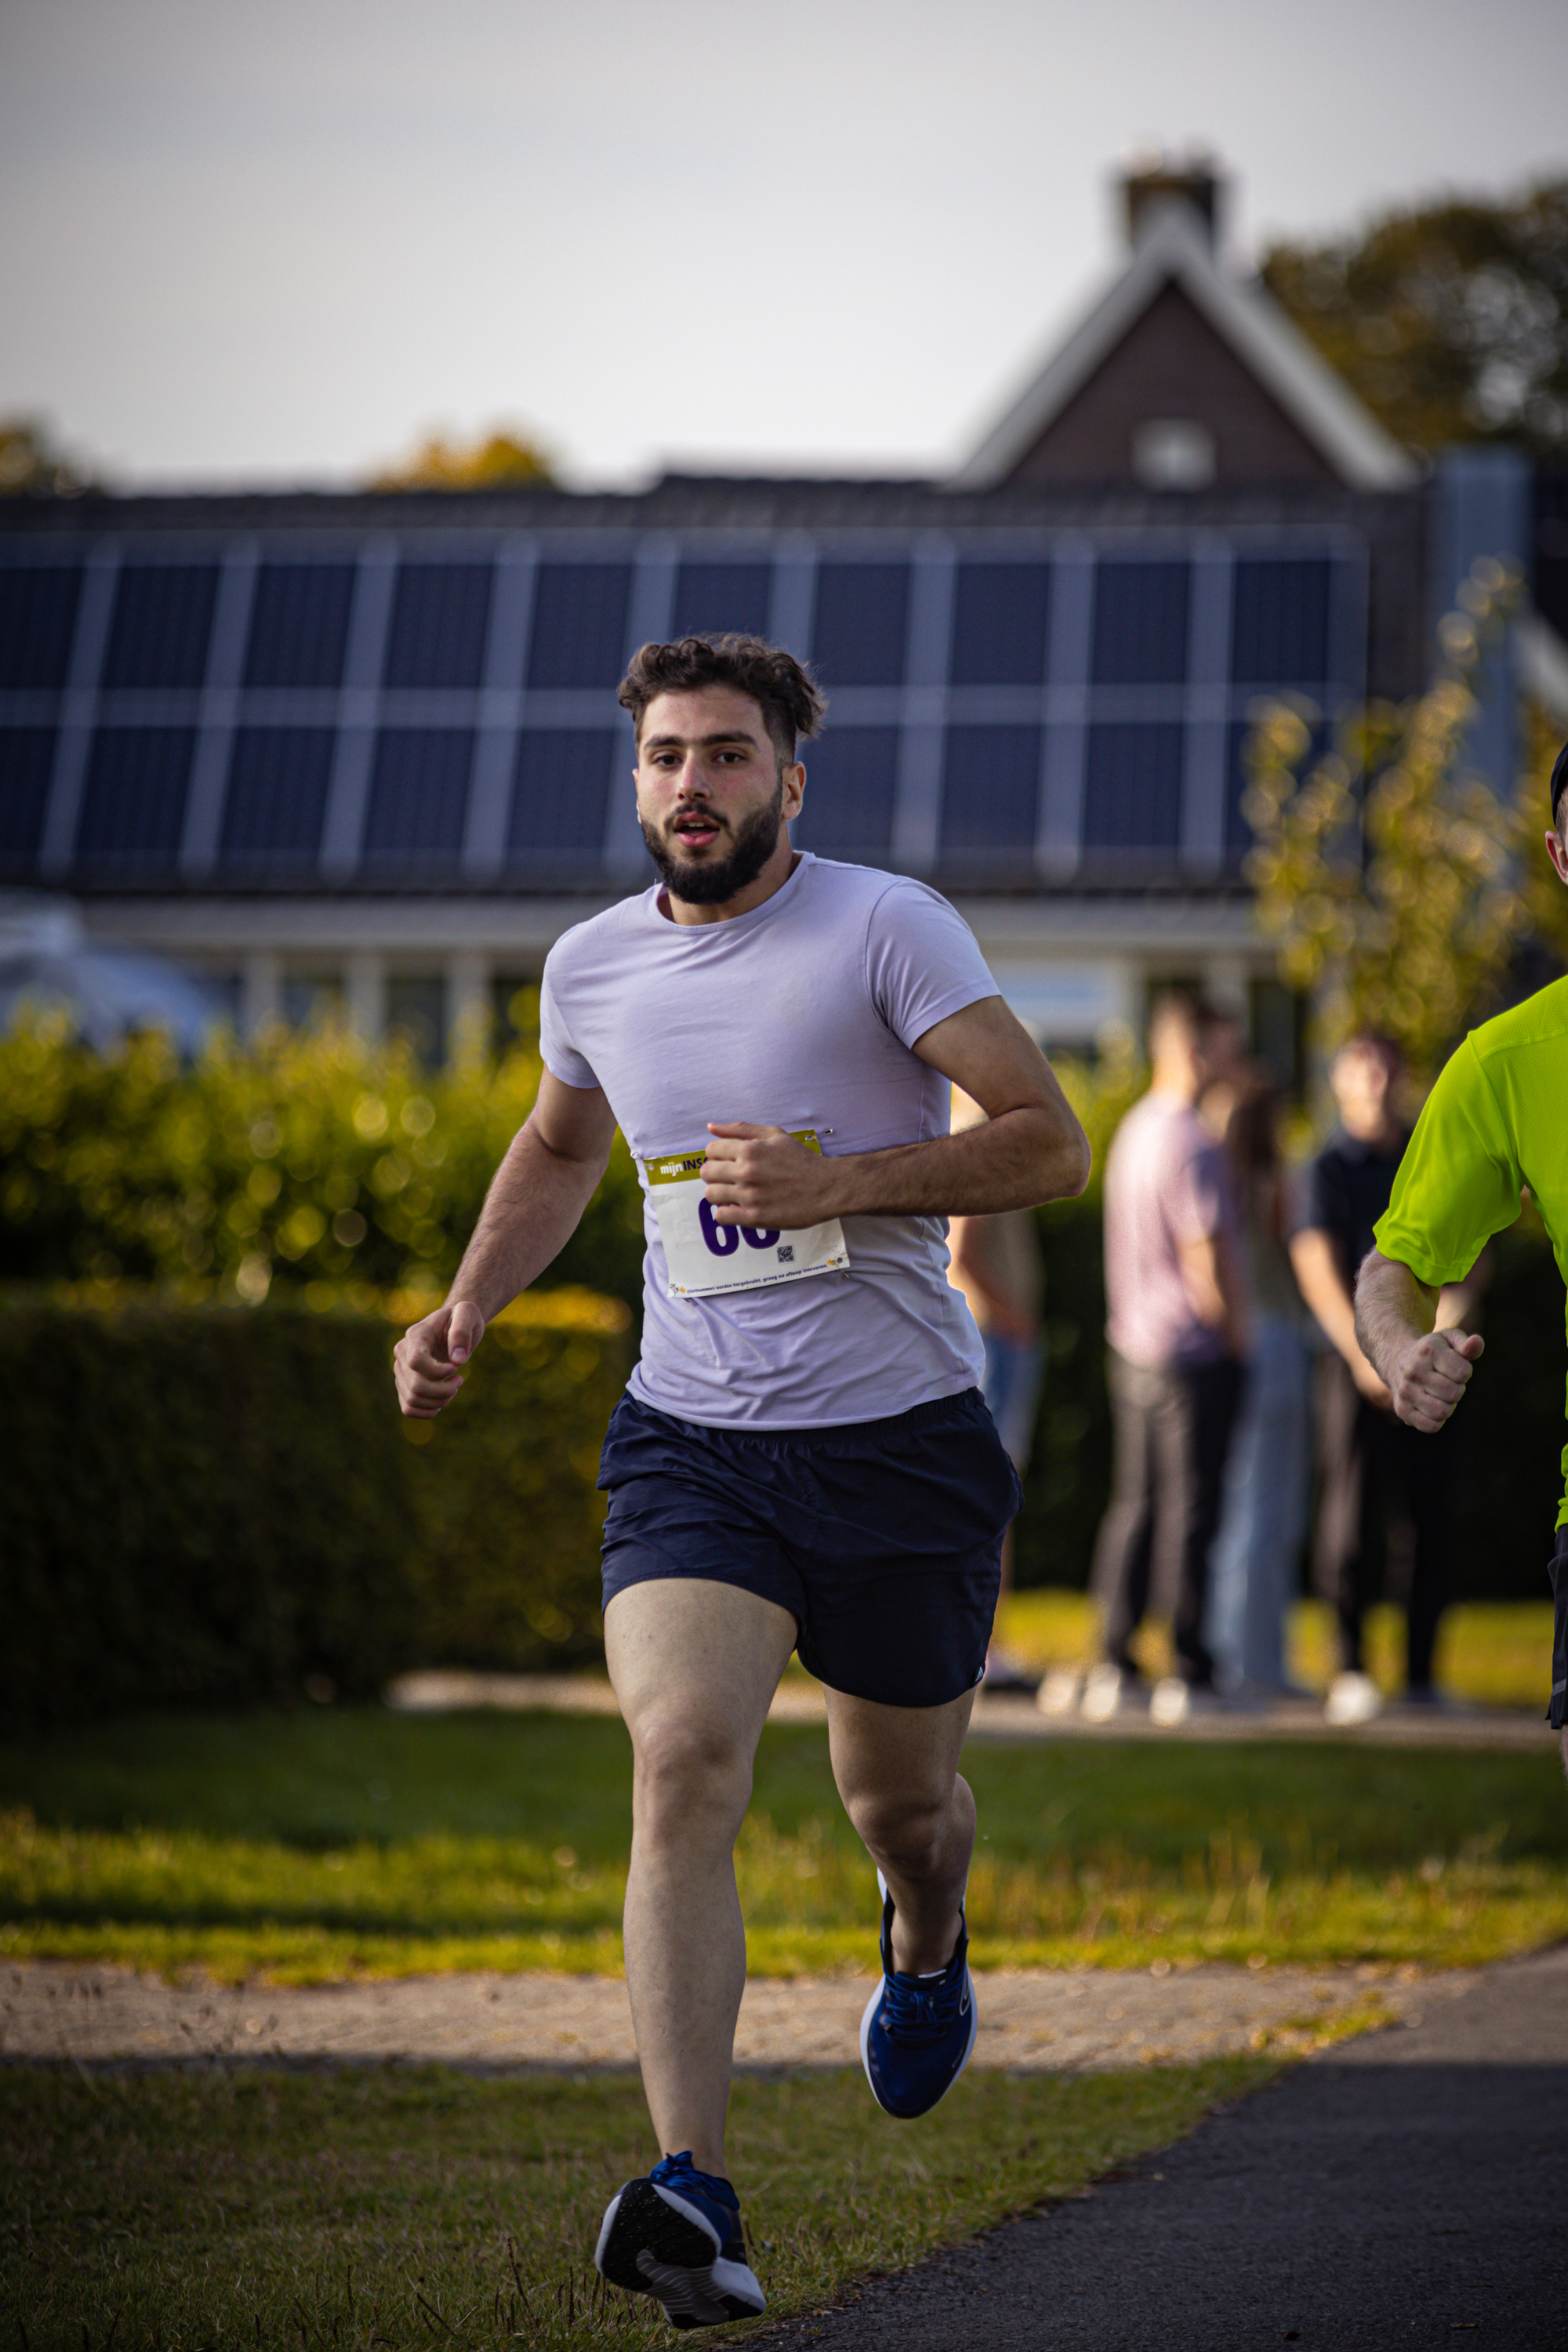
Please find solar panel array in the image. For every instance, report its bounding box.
[0,528,1362,890]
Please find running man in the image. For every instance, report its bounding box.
[392,633,1091,2329]
[1355,738,1568,1766]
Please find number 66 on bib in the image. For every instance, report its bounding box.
[641,1130,851,1300]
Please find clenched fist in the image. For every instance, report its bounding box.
[392,1299,486,1418]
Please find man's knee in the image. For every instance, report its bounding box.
[841,1782,952,1875]
[631,1713,753,1847]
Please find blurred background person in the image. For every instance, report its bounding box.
[1290,1036,1480,1722]
[1203,1074,1312,1698]
[949,1088,1047,1690]
[1083,989,1250,1723]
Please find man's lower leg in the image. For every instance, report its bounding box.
[622,1775,748,2176]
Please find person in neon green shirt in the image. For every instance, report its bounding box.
[1356,739,1568,1759]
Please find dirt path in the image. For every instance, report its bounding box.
[0,1957,1447,2072]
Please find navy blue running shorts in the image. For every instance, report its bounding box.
[597,1385,1022,1710]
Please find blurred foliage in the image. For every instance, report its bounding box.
[0,415,97,497]
[2,1289,630,1728]
[1261,176,1568,455]
[1242,562,1531,1085]
[368,425,555,490]
[0,1017,646,1316]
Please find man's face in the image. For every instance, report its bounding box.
[1331,1044,1398,1139]
[634,686,804,906]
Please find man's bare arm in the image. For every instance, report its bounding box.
[1353,1247,1485,1435]
[392,1073,616,1418]
[1290,1226,1392,1406]
[701,995,1091,1229]
[1178,1230,1251,1359]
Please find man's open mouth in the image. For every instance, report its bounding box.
[672,813,723,850]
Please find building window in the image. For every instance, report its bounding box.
[0,564,83,691]
[0,728,56,874]
[1231,557,1331,685]
[1083,721,1183,851]
[1091,560,1190,686]
[811,563,910,687]
[220,728,336,871]
[671,561,771,639]
[940,724,1041,860]
[101,565,219,691]
[949,561,1051,687]
[245,561,358,690]
[1131,419,1216,492]
[508,728,617,861]
[793,726,899,860]
[362,729,474,868]
[75,727,198,870]
[527,563,632,690]
[382,561,494,691]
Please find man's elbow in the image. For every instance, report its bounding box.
[1029,1115,1091,1204]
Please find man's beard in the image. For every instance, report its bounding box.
[641,782,785,906]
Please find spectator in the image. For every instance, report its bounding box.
[1083,989,1250,1723]
[1290,1036,1478,1721]
[1203,1076,1312,1697]
[948,1092,1047,1690]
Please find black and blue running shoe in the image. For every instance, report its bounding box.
[594,2149,765,2330]
[859,1870,978,2119]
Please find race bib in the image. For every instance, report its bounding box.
[642,1129,851,1299]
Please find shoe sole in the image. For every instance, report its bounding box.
[594,2180,764,2328]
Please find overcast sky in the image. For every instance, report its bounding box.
[2,0,1565,489]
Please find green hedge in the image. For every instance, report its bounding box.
[2,1290,631,1729]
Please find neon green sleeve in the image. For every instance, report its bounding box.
[1373,1037,1523,1287]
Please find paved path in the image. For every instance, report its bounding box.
[387,1670,1555,1752]
[0,1958,1435,2071]
[753,1943,1568,2352]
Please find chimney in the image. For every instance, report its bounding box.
[1121,152,1222,249]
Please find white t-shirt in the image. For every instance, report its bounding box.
[539,852,997,1428]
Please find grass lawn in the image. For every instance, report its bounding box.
[4,1688,1566,1983]
[1,2056,1276,2350]
[994,1593,1558,1710]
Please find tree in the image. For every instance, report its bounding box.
[0,416,96,496]
[368,426,555,491]
[1241,564,1530,1083]
[1261,179,1568,456]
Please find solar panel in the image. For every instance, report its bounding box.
[0,728,56,873]
[382,562,493,691]
[244,562,357,690]
[0,564,83,691]
[1090,561,1189,687]
[793,726,899,860]
[1231,557,1331,684]
[940,724,1041,857]
[1082,722,1183,851]
[670,561,771,640]
[508,728,617,858]
[949,561,1051,687]
[74,727,197,869]
[220,728,336,868]
[100,565,219,691]
[362,729,474,865]
[810,563,909,688]
[527,562,632,690]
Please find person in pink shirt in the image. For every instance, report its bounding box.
[1083,989,1250,1722]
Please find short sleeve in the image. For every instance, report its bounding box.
[864,879,1000,1048]
[539,951,601,1092]
[1374,1036,1523,1287]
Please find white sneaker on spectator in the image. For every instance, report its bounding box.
[1080,1663,1131,1722]
[1150,1675,1191,1726]
[1325,1669,1384,1726]
[1036,1668,1082,1718]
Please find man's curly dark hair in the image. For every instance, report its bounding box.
[617,634,827,764]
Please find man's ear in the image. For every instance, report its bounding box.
[1545,827,1568,888]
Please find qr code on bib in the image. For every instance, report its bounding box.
[776,1245,794,1263]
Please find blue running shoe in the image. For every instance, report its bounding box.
[594,2149,765,2330]
[859,1871,977,2119]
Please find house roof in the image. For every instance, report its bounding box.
[953,197,1422,495]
